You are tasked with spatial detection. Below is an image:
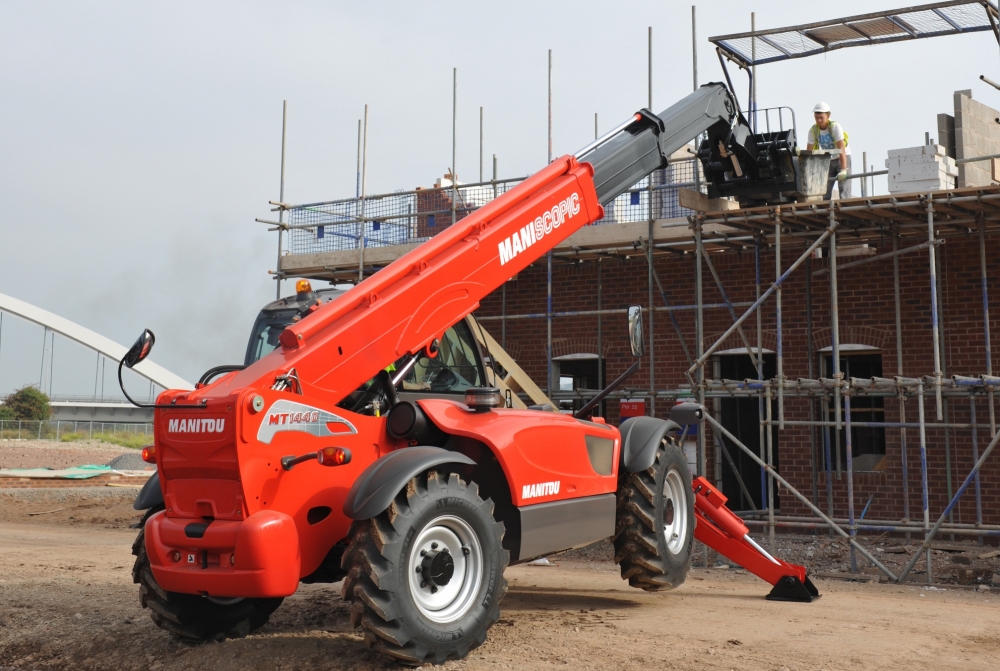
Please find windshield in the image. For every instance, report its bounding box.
[245,313,293,366]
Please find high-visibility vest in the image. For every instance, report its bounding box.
[808,121,849,150]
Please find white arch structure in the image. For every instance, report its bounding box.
[0,291,193,391]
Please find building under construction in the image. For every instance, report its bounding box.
[264,1,1000,581]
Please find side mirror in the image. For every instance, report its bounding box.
[627,306,644,358]
[123,329,155,368]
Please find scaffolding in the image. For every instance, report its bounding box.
[487,185,1000,584]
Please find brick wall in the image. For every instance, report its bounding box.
[478,234,1000,528]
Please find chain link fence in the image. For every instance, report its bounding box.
[0,420,153,443]
[285,160,702,256]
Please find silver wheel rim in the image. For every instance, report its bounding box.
[662,468,689,555]
[407,515,484,624]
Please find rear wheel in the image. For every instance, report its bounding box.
[341,470,508,666]
[131,506,283,642]
[613,438,694,591]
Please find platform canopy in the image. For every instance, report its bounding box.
[710,1,999,68]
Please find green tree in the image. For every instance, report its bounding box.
[0,405,14,421]
[1,386,51,420]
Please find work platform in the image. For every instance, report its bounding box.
[276,185,1000,282]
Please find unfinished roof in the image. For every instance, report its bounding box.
[694,185,1000,251]
[710,1,1000,67]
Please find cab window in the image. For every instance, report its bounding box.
[338,320,487,416]
[400,320,485,393]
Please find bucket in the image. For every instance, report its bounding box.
[797,152,834,202]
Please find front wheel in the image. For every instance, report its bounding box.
[131,506,283,642]
[341,470,508,666]
[613,438,694,591]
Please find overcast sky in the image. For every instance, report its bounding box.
[0,0,997,399]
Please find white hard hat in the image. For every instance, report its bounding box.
[813,102,831,114]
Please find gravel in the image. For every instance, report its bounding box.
[104,452,150,471]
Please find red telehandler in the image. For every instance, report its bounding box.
[122,82,816,666]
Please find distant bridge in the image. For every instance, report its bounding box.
[0,292,192,422]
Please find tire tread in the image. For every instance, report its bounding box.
[613,441,694,592]
[341,471,508,666]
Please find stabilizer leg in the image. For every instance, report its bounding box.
[692,476,820,602]
[766,575,821,603]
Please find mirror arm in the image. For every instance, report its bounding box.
[573,360,641,420]
[117,358,208,410]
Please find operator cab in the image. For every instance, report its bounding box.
[244,280,491,416]
[244,281,348,366]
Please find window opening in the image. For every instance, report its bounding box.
[717,353,778,511]
[822,352,886,472]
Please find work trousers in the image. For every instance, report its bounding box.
[825,155,853,200]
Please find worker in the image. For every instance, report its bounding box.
[806,102,851,200]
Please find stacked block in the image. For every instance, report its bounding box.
[884,144,957,194]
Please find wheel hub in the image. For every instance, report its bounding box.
[407,515,484,623]
[662,468,689,556]
[420,545,456,589]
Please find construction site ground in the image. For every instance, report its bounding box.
[0,485,997,671]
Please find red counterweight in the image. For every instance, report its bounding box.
[692,477,820,602]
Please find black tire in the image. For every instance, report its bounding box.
[341,470,508,666]
[613,438,694,591]
[131,506,284,642]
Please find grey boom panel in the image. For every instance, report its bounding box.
[580,83,737,205]
[517,494,616,562]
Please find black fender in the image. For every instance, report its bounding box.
[133,471,164,511]
[619,417,682,473]
[342,446,476,520]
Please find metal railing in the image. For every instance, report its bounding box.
[0,420,153,442]
[282,159,704,256]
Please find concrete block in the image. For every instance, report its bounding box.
[955,90,973,115]
[975,116,989,137]
[976,133,989,155]
[971,99,984,121]
[937,113,955,132]
[979,99,998,122]
[886,144,947,159]
[887,146,925,159]
[893,154,955,168]
[884,155,956,172]
[888,177,955,194]
[955,128,973,155]
[886,163,958,180]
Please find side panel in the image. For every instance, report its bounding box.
[418,399,621,505]
[236,391,388,578]
[518,494,616,562]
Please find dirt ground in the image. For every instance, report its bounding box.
[2,490,999,671]
[0,439,135,470]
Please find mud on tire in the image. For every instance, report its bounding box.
[340,470,508,666]
[131,506,283,642]
[613,439,694,591]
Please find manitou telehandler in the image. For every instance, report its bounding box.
[123,82,816,666]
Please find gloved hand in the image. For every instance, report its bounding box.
[793,146,801,156]
[837,170,847,183]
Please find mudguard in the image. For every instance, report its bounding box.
[619,417,681,473]
[133,471,163,510]
[342,446,476,520]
